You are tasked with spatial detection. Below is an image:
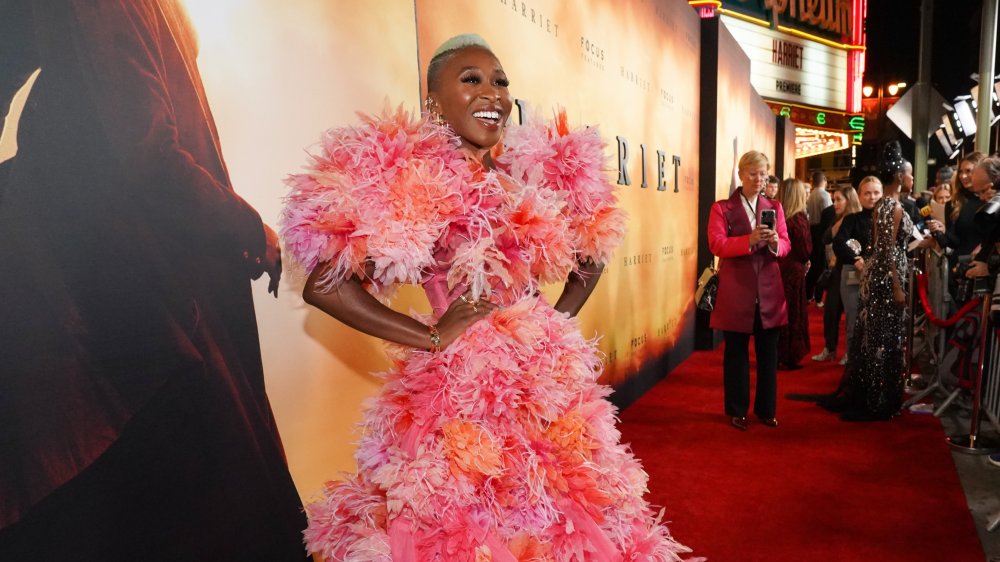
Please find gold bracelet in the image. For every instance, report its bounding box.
[428,325,441,353]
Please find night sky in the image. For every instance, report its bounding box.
[865,0,993,129]
[866,0,985,97]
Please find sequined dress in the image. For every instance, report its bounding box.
[280,107,692,561]
[845,196,913,417]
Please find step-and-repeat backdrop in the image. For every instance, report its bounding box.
[185,0,704,497]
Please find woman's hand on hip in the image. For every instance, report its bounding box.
[435,293,498,348]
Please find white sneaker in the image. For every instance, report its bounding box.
[812,349,835,361]
[839,355,849,366]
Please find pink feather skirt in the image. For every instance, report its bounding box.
[303,296,691,562]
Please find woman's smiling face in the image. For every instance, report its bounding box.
[429,47,513,154]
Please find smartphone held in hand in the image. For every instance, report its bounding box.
[760,209,776,230]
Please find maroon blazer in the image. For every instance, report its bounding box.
[707,188,791,333]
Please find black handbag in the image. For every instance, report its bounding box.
[695,265,719,312]
[815,268,832,291]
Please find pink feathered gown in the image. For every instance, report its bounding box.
[280,107,693,562]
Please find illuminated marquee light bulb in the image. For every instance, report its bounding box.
[794,127,849,158]
[863,85,874,97]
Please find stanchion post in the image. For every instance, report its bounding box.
[947,279,1000,454]
[969,295,991,446]
[905,255,919,384]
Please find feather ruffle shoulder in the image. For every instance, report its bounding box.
[280,105,625,298]
[280,104,475,293]
[497,109,627,266]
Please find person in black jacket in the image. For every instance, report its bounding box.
[929,152,987,249]
[806,171,832,301]
[964,156,1000,279]
[926,152,988,300]
[812,186,862,362]
[812,200,838,303]
[832,177,882,365]
[967,157,1000,467]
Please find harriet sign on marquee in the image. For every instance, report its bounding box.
[721,14,848,110]
[772,38,804,69]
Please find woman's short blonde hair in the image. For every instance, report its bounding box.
[857,175,883,193]
[778,178,807,218]
[738,150,770,172]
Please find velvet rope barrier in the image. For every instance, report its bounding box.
[915,272,983,328]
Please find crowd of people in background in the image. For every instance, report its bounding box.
[713,144,1000,430]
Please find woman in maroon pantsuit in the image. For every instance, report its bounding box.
[777,178,813,369]
[708,151,790,430]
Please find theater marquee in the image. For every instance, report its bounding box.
[720,14,848,110]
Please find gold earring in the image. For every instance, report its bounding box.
[424,96,443,125]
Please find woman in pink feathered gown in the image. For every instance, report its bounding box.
[280,34,693,562]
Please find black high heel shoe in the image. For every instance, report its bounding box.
[757,416,779,427]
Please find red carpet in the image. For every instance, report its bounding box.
[619,304,984,562]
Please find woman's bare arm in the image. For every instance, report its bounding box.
[303,264,495,349]
[553,261,605,317]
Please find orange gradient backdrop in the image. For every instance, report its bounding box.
[415,0,702,385]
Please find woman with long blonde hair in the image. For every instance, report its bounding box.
[926,152,986,282]
[777,178,812,369]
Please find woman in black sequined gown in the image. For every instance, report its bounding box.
[843,143,915,420]
[841,182,912,420]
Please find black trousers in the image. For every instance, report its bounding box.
[723,306,779,419]
[806,224,826,300]
[822,265,844,352]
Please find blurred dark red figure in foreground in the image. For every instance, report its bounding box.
[0,1,306,560]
